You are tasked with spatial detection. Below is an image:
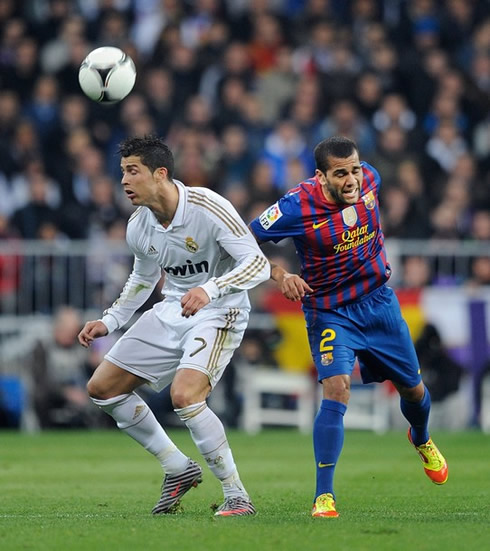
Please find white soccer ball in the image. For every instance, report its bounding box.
[78,46,136,104]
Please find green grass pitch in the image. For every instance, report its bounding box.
[0,428,488,551]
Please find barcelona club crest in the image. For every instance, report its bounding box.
[185,237,199,253]
[362,191,375,210]
[321,352,334,366]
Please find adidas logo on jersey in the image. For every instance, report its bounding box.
[148,245,158,255]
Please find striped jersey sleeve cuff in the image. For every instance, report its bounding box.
[199,280,221,301]
[99,314,119,334]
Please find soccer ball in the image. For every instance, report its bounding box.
[78,46,136,104]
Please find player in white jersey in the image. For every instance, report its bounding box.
[78,135,270,516]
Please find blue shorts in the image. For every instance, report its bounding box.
[304,285,421,389]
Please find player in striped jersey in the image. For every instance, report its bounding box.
[249,136,448,518]
[78,135,269,516]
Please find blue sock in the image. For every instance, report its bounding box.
[313,399,347,501]
[400,386,431,446]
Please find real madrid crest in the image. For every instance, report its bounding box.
[185,237,199,253]
[341,206,358,227]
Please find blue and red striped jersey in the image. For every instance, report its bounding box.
[249,161,391,310]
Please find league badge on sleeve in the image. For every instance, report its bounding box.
[259,203,283,229]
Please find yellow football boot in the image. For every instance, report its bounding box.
[311,493,339,518]
[408,429,448,485]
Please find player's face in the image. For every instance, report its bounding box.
[316,152,363,205]
[120,155,160,206]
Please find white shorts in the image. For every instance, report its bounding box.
[105,300,249,391]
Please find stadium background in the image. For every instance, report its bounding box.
[0,0,489,434]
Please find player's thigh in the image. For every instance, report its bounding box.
[104,308,182,390]
[304,308,361,382]
[88,359,146,398]
[360,318,422,387]
[179,306,249,389]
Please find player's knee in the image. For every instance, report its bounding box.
[171,368,211,408]
[398,382,425,402]
[322,375,350,403]
[171,386,197,409]
[329,387,350,403]
[86,376,113,400]
[86,378,102,399]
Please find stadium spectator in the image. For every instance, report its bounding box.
[319,99,376,156]
[291,18,336,75]
[285,75,324,147]
[217,124,255,190]
[10,165,63,239]
[23,74,60,139]
[368,125,422,189]
[256,44,299,125]
[425,119,469,174]
[30,305,100,429]
[470,210,490,241]
[415,322,466,429]
[213,75,249,133]
[85,174,126,239]
[262,119,314,191]
[354,71,384,120]
[247,12,284,75]
[0,213,21,313]
[8,157,61,217]
[237,92,270,157]
[142,66,175,137]
[85,218,132,310]
[399,256,433,290]
[467,256,490,289]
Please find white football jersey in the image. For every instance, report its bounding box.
[101,180,270,333]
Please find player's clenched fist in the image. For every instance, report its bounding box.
[78,320,109,348]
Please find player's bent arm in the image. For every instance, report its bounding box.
[200,233,271,301]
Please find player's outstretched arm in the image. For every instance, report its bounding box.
[78,320,109,348]
[271,263,314,301]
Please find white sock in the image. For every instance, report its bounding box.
[175,401,248,499]
[92,392,189,474]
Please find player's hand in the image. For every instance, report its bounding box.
[279,272,314,301]
[181,287,210,317]
[78,320,108,348]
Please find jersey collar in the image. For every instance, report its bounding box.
[170,179,186,227]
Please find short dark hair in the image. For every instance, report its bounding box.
[314,136,359,173]
[118,135,174,178]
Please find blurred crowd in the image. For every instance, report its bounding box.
[0,0,488,248]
